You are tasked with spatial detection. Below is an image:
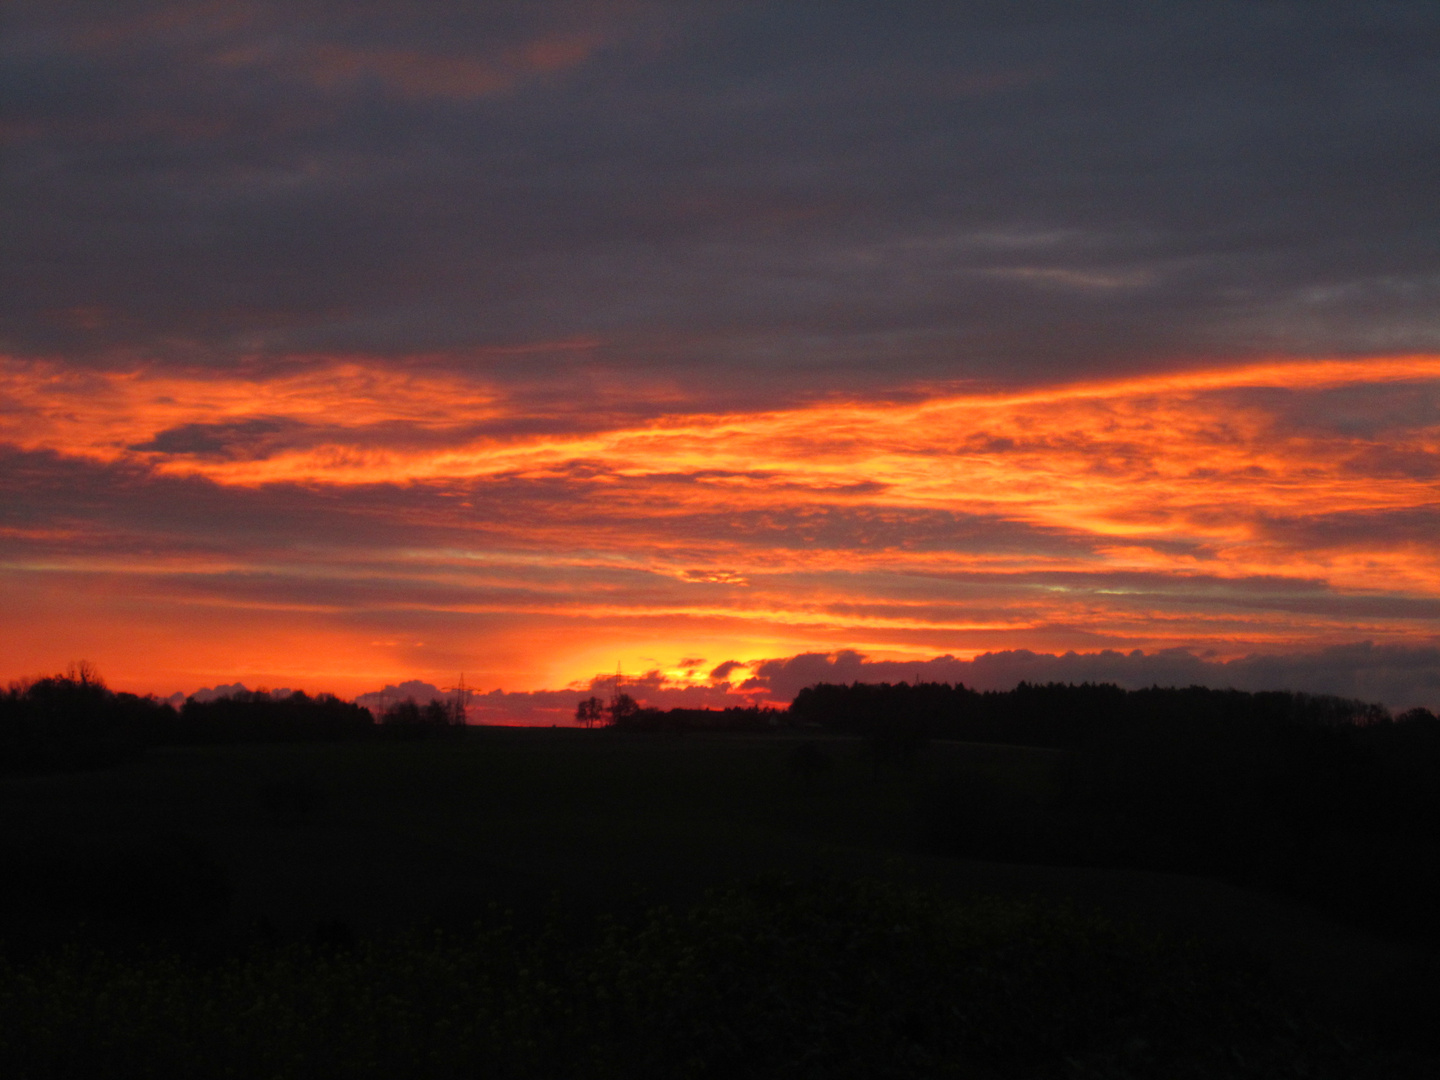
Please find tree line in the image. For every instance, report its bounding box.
[788,678,1396,748]
[574,689,780,732]
[0,666,467,773]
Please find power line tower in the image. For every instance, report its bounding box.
[441,673,473,725]
[610,661,624,710]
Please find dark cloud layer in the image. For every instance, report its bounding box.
[5,1,1439,393]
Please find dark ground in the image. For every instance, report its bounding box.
[0,727,1425,1026]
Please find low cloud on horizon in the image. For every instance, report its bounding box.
[746,642,1440,715]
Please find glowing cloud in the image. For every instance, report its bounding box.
[2,354,1437,698]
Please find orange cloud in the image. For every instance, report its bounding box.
[3,354,1437,695]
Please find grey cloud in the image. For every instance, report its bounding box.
[3,1,1437,390]
[709,659,746,681]
[0,443,1100,561]
[749,642,1440,712]
[130,417,306,459]
[352,679,446,713]
[1215,382,1440,442]
[1251,506,1440,550]
[166,681,297,706]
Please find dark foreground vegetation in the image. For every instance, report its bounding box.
[603,679,1440,937]
[3,668,1439,1075]
[2,878,1431,1080]
[791,681,1440,940]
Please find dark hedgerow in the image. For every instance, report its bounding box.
[1,879,1421,1080]
[1,669,378,777]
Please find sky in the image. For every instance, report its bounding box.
[3,1,1439,719]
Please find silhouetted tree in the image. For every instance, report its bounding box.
[576,696,605,728]
[607,691,641,726]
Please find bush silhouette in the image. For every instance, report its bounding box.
[379,696,462,740]
[176,689,373,744]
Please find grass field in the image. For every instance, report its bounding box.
[0,729,1431,1052]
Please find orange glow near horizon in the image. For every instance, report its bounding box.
[3,353,1438,701]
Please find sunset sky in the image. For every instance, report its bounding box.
[4,2,1438,718]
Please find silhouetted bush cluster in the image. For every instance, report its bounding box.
[378,696,464,740]
[576,689,782,732]
[166,689,375,745]
[4,879,1408,1079]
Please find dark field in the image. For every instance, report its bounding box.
[1,731,1053,932]
[2,729,1436,1077]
